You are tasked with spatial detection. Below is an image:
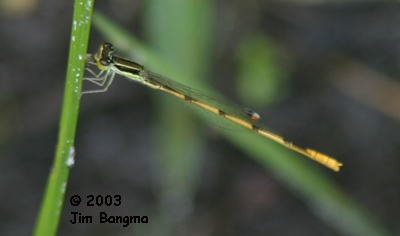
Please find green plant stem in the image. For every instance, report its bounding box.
[32,1,94,235]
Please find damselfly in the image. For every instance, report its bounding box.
[83,43,342,171]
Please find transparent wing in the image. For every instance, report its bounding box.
[145,70,261,127]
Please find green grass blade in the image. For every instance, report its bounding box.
[143,0,214,233]
[32,1,94,235]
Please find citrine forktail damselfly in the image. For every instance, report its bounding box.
[83,42,342,172]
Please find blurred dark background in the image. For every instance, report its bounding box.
[1,0,400,235]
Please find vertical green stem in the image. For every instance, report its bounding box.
[32,1,94,235]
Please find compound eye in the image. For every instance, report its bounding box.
[100,58,111,66]
[97,57,112,70]
[103,43,114,52]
